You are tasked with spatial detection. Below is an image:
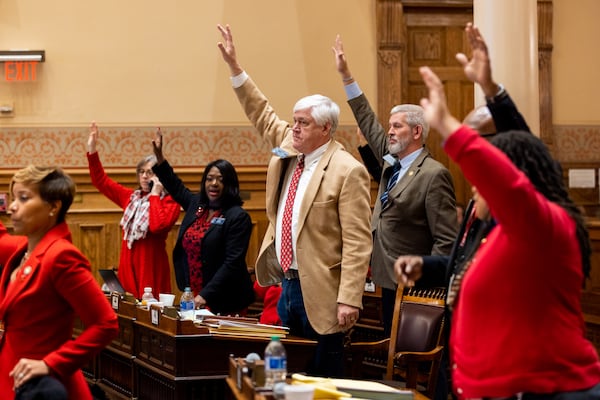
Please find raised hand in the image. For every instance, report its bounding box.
[151,127,165,165]
[217,24,243,76]
[332,34,353,81]
[88,121,99,154]
[455,23,499,97]
[418,66,461,139]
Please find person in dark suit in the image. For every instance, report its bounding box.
[0,165,118,399]
[217,24,373,377]
[151,130,255,315]
[395,22,532,303]
[333,35,458,337]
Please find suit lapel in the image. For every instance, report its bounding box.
[0,223,70,318]
[382,148,430,210]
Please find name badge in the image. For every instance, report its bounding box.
[272,147,289,158]
[211,217,226,225]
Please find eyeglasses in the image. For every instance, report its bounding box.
[138,169,155,177]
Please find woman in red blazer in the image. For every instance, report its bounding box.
[0,165,119,399]
[87,122,181,298]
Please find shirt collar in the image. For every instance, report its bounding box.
[398,146,423,168]
[300,141,329,166]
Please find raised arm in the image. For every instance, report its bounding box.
[419,67,461,140]
[332,34,355,84]
[456,23,530,132]
[88,121,99,154]
[217,24,244,77]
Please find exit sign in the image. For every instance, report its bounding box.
[4,61,39,81]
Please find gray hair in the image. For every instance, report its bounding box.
[293,94,340,135]
[390,104,430,142]
[136,155,157,172]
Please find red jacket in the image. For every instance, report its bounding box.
[0,221,26,268]
[446,126,600,398]
[0,222,119,399]
[253,281,281,326]
[87,152,180,298]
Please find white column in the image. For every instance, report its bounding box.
[474,0,540,136]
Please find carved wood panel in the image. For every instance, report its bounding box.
[377,0,474,206]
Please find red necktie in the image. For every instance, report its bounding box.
[280,155,305,272]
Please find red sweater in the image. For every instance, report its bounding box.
[445,126,600,398]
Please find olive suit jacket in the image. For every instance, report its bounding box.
[348,94,458,290]
[233,77,373,335]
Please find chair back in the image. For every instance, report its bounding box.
[393,288,445,352]
[386,286,446,397]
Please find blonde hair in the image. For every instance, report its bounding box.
[11,165,76,223]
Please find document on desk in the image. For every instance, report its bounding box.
[330,378,413,400]
[202,319,289,337]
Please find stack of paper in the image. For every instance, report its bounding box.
[200,318,289,338]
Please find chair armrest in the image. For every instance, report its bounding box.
[349,338,390,352]
[393,345,443,364]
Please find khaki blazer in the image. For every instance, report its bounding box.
[234,78,373,335]
[348,94,458,290]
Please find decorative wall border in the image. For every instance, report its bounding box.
[553,125,600,163]
[0,125,362,169]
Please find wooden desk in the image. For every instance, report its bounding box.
[225,357,430,400]
[78,298,316,400]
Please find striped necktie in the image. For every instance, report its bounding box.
[380,161,401,205]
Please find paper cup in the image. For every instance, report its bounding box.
[284,384,314,400]
[159,293,175,307]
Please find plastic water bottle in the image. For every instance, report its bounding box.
[141,287,156,305]
[179,287,195,320]
[264,335,287,395]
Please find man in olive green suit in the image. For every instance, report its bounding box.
[333,35,458,335]
[218,24,373,377]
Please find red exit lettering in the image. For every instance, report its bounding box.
[4,61,38,81]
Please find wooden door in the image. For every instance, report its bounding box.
[376,0,474,206]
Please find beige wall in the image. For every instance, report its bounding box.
[1,0,599,167]
[553,0,600,125]
[0,0,376,127]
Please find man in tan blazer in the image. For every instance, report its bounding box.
[333,36,458,335]
[218,24,373,377]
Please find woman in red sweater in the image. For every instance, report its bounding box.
[418,66,600,399]
[87,122,180,298]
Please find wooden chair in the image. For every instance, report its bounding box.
[347,286,446,399]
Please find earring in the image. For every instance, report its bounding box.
[50,212,54,217]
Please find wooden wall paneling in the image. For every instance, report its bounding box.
[0,167,270,299]
[382,1,474,206]
[537,0,554,149]
[376,0,407,124]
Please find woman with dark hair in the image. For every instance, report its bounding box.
[87,122,181,298]
[418,65,600,399]
[0,166,118,399]
[152,129,254,314]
